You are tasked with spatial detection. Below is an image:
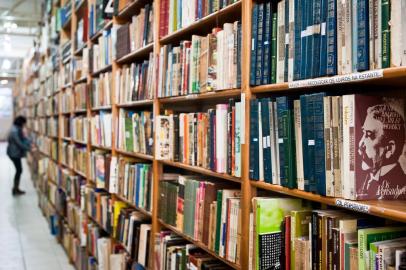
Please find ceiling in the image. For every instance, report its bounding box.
[0,0,42,78]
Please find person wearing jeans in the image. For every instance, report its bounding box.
[7,116,32,195]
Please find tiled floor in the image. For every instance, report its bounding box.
[0,143,75,270]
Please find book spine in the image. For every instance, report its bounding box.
[326,0,337,75]
[262,2,272,85]
[324,96,333,197]
[390,0,402,66]
[271,9,278,84]
[312,0,322,78]
[284,0,290,82]
[352,0,358,72]
[382,0,391,68]
[250,3,259,86]
[288,0,295,82]
[294,100,304,190]
[300,0,308,79]
[249,100,260,180]
[261,99,272,183]
[342,95,355,200]
[357,0,370,71]
[276,97,287,185]
[236,22,242,88]
[293,0,302,80]
[255,3,265,85]
[314,93,326,196]
[319,0,328,77]
[258,102,264,181]
[343,0,352,74]
[305,0,314,79]
[235,102,241,177]
[277,0,286,83]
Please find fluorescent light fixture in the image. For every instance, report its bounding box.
[0,80,8,85]
[2,59,11,70]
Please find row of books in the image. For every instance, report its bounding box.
[88,0,107,38]
[37,96,58,116]
[36,117,58,137]
[90,30,113,73]
[90,150,112,189]
[249,93,406,200]
[155,100,242,176]
[36,136,58,160]
[158,173,241,263]
[75,15,88,52]
[155,232,232,270]
[72,57,87,82]
[71,116,88,143]
[250,0,406,86]
[73,146,88,176]
[91,72,112,108]
[116,53,155,103]
[59,168,85,205]
[61,116,70,138]
[66,200,85,239]
[61,142,74,168]
[61,89,74,114]
[115,3,154,59]
[115,207,151,266]
[157,22,241,98]
[250,197,406,270]
[62,60,72,85]
[159,0,239,37]
[116,109,153,155]
[74,83,87,111]
[109,157,153,213]
[90,111,112,148]
[85,187,113,234]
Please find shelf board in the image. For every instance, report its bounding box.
[115,43,153,64]
[91,144,112,151]
[114,194,152,218]
[160,160,241,183]
[159,1,242,45]
[91,64,112,77]
[90,20,113,43]
[251,67,406,94]
[61,82,72,89]
[251,181,406,223]
[116,0,150,20]
[115,149,153,160]
[61,16,72,31]
[73,108,87,114]
[87,214,110,234]
[73,169,87,178]
[72,139,87,145]
[158,220,241,269]
[74,44,86,56]
[116,99,153,108]
[91,105,112,112]
[62,137,72,142]
[74,76,87,84]
[159,88,241,104]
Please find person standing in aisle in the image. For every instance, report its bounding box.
[6,116,32,195]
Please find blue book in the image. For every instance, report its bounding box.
[326,0,338,75]
[284,0,289,82]
[305,0,314,79]
[319,0,328,77]
[255,3,265,85]
[260,98,272,183]
[300,0,309,80]
[249,99,260,180]
[135,164,141,206]
[357,0,369,71]
[178,0,182,29]
[250,3,259,86]
[352,0,358,72]
[312,0,322,78]
[312,92,327,196]
[293,0,303,80]
[261,1,272,85]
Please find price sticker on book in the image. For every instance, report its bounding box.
[335,199,370,213]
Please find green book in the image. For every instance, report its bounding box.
[290,210,312,270]
[358,226,406,270]
[124,111,133,151]
[253,197,304,270]
[381,0,391,68]
[214,189,223,254]
[344,240,358,270]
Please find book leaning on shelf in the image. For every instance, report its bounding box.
[116,53,155,103]
[158,173,241,264]
[90,111,112,148]
[116,109,153,155]
[108,157,153,213]
[157,21,242,98]
[115,3,154,59]
[159,0,240,37]
[91,72,112,108]
[155,99,242,176]
[250,0,406,85]
[250,196,406,270]
[250,93,406,200]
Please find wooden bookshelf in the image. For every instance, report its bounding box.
[115,149,154,160]
[159,88,241,104]
[116,99,153,108]
[91,64,112,77]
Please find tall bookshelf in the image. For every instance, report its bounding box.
[18,0,406,269]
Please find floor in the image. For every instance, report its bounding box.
[0,143,75,270]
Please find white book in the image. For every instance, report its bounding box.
[324,96,334,196]
[390,0,402,67]
[258,102,264,181]
[219,189,240,257]
[343,0,352,74]
[341,95,355,200]
[155,115,174,160]
[288,0,295,82]
[138,224,152,266]
[273,101,281,185]
[294,100,305,190]
[109,156,118,194]
[110,254,125,270]
[332,96,343,197]
[269,101,278,184]
[276,0,286,83]
[215,104,228,173]
[97,238,111,270]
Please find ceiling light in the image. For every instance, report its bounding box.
[1,80,8,85]
[2,59,11,70]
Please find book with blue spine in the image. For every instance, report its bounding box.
[293,0,302,80]
[305,0,314,79]
[262,1,272,85]
[300,0,308,80]
[249,99,260,180]
[255,3,265,85]
[260,98,273,183]
[311,0,322,78]
[312,92,327,196]
[319,0,328,77]
[356,0,369,71]
[326,0,337,75]
[250,3,259,86]
[271,7,278,83]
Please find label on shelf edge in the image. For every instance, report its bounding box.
[335,199,370,213]
[288,69,384,89]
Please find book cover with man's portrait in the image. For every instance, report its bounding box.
[348,95,406,200]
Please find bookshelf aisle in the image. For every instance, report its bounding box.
[14,0,406,269]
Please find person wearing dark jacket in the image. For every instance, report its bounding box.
[7,116,32,195]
